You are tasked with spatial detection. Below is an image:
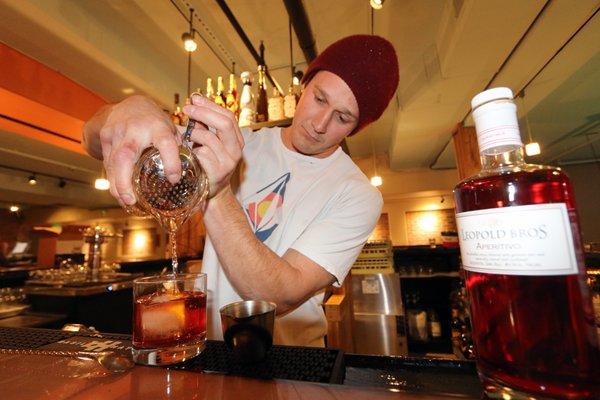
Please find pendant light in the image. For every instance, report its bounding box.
[95,168,110,191]
[520,91,541,156]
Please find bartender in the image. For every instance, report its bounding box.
[83,35,399,347]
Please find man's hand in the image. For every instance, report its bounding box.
[83,95,181,205]
[183,95,244,200]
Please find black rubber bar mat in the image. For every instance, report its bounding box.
[0,327,344,384]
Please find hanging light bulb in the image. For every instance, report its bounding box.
[370,175,383,187]
[95,178,110,190]
[95,168,110,190]
[292,70,303,86]
[369,140,383,187]
[28,174,37,185]
[370,0,384,10]
[181,8,197,52]
[525,142,541,156]
[9,205,19,212]
[181,32,197,52]
[520,90,541,157]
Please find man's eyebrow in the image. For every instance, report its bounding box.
[314,85,357,119]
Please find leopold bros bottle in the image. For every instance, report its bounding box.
[453,88,599,399]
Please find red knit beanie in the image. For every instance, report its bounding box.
[301,35,399,136]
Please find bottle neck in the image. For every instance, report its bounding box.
[480,144,525,171]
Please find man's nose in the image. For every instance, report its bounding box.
[312,108,331,134]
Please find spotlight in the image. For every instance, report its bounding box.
[28,174,37,185]
[9,205,19,212]
[293,70,304,86]
[370,0,384,10]
[58,178,67,188]
[440,196,445,204]
[181,32,197,52]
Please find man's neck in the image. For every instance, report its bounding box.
[280,127,339,159]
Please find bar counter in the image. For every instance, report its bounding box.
[0,327,481,399]
[0,354,473,400]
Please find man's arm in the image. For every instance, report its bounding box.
[81,95,181,203]
[203,187,336,315]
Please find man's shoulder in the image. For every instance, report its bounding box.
[330,154,383,203]
[241,126,279,141]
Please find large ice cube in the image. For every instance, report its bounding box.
[141,297,186,338]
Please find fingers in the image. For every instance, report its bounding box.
[191,127,237,168]
[109,136,141,205]
[107,122,178,205]
[184,96,244,150]
[191,125,241,198]
[152,133,181,184]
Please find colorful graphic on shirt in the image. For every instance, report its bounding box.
[243,173,291,242]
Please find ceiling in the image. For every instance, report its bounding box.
[0,0,598,210]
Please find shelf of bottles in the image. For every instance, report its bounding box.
[400,273,474,359]
[171,66,300,131]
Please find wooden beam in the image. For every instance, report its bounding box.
[0,43,106,121]
[452,123,481,180]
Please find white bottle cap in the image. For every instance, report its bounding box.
[471,87,513,109]
[471,87,522,154]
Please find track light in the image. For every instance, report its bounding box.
[370,0,384,10]
[58,178,67,188]
[441,196,445,204]
[28,174,37,185]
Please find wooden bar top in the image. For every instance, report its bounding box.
[0,352,471,400]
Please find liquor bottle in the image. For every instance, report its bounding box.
[181,97,190,126]
[226,73,239,117]
[453,87,599,399]
[406,292,429,342]
[238,71,255,128]
[267,88,285,121]
[255,65,268,123]
[205,78,215,102]
[427,309,442,340]
[215,76,227,108]
[450,307,464,358]
[170,93,182,126]
[283,85,297,118]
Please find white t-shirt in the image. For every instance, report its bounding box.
[202,127,383,347]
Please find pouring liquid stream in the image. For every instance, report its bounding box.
[132,110,208,286]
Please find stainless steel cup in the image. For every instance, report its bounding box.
[219,300,276,363]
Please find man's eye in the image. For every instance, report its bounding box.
[337,114,348,123]
[315,96,325,103]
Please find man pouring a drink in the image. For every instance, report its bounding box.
[83,35,399,348]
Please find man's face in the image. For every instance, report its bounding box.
[282,71,359,158]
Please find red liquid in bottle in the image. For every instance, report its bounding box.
[454,166,600,399]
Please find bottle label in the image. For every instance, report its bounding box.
[456,203,578,276]
[472,101,522,152]
[430,321,442,338]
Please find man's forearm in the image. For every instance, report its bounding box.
[202,188,305,313]
[82,104,113,160]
